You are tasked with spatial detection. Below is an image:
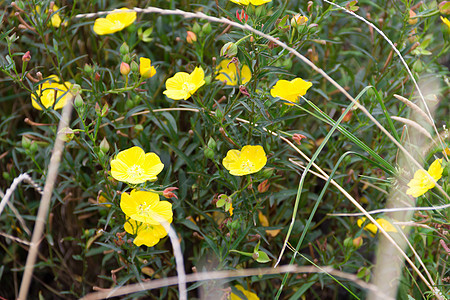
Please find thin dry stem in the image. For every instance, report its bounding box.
[393,94,433,125]
[391,116,435,142]
[80,264,393,300]
[18,102,74,300]
[328,203,450,216]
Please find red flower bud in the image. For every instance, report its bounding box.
[292,133,307,145]
[22,51,31,62]
[257,179,270,193]
[163,187,178,199]
[236,9,248,23]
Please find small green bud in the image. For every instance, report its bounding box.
[204,75,212,85]
[135,124,144,132]
[2,172,10,180]
[207,137,216,150]
[122,54,131,64]
[192,22,201,34]
[260,168,274,178]
[74,94,84,108]
[220,42,238,57]
[204,147,215,160]
[30,141,38,153]
[412,59,423,73]
[99,137,110,153]
[215,109,223,119]
[22,136,31,149]
[344,237,353,248]
[126,99,134,109]
[84,64,93,74]
[120,42,129,55]
[202,23,212,35]
[130,61,139,73]
[58,127,74,142]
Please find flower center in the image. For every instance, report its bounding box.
[182,82,195,92]
[240,160,254,173]
[138,202,152,217]
[127,165,144,179]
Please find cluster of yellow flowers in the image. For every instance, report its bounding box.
[110,146,172,247]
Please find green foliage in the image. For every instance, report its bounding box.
[0,0,448,299]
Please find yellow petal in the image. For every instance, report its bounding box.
[93,18,124,35]
[106,7,137,28]
[428,159,443,182]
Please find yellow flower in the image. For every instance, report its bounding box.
[139,57,156,78]
[215,59,251,86]
[31,75,73,110]
[124,219,167,247]
[163,67,205,100]
[229,0,271,6]
[292,14,308,26]
[110,146,164,184]
[36,4,67,28]
[441,16,450,28]
[120,190,173,225]
[270,78,313,105]
[93,7,137,35]
[223,145,267,176]
[230,285,260,300]
[406,159,443,197]
[357,217,397,235]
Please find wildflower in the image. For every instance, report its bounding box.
[291,14,308,26]
[223,145,267,176]
[163,67,205,100]
[93,7,137,35]
[36,4,66,28]
[230,285,259,300]
[270,78,313,105]
[186,31,197,44]
[162,187,178,199]
[124,219,168,247]
[110,146,164,184]
[229,0,271,6]
[120,190,173,224]
[139,57,156,78]
[31,75,73,110]
[215,59,251,86]
[406,159,443,197]
[441,16,450,28]
[357,217,397,235]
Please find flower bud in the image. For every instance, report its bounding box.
[99,137,110,153]
[22,51,31,62]
[257,179,270,193]
[58,127,74,142]
[30,142,38,153]
[120,62,130,76]
[341,109,353,122]
[126,99,134,109]
[292,133,307,145]
[186,31,197,44]
[207,137,216,150]
[130,61,139,73]
[84,64,93,74]
[163,187,178,199]
[94,72,101,81]
[192,22,201,34]
[122,53,131,64]
[119,42,129,55]
[236,9,248,23]
[220,42,238,57]
[134,124,144,132]
[204,147,215,160]
[22,136,31,149]
[202,23,212,35]
[215,109,223,119]
[353,236,363,249]
[74,94,84,108]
